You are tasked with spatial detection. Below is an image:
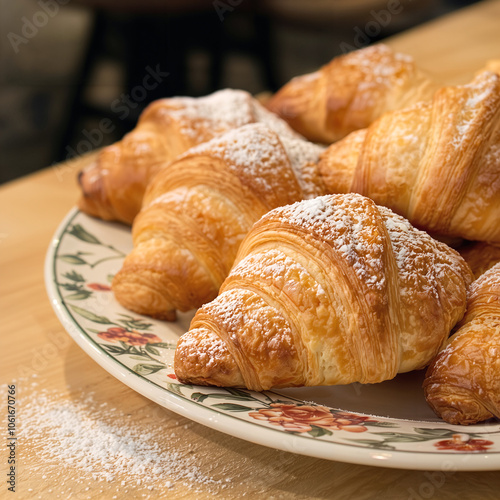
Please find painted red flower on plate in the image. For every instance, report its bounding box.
[249,403,374,433]
[98,327,162,346]
[434,434,493,452]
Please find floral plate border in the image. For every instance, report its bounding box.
[45,208,500,471]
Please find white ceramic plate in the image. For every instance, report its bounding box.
[45,209,500,471]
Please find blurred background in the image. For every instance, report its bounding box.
[0,0,479,184]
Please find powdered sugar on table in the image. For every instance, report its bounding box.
[15,383,229,498]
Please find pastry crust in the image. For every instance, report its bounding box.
[77,89,300,224]
[174,193,473,391]
[266,44,438,144]
[112,123,326,320]
[424,263,500,424]
[318,70,500,243]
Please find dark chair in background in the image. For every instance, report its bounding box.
[57,0,280,161]
[0,0,481,182]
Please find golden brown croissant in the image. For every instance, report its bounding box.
[174,193,473,391]
[318,70,500,243]
[78,89,300,224]
[266,44,439,144]
[112,123,326,320]
[424,263,500,425]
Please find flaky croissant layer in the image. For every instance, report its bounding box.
[424,262,500,425]
[318,70,500,243]
[112,123,326,320]
[266,44,438,144]
[78,89,301,224]
[175,193,473,391]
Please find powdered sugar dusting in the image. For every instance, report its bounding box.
[200,287,294,361]
[16,385,228,497]
[451,72,500,149]
[231,247,327,300]
[465,73,498,107]
[265,194,469,300]
[161,88,297,140]
[202,289,250,336]
[178,328,229,371]
[163,89,254,138]
[342,44,415,88]
[274,194,387,290]
[379,204,470,309]
[180,123,315,204]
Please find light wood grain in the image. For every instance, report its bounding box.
[2,2,500,498]
[386,0,500,84]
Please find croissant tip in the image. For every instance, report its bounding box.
[174,328,245,388]
[424,381,493,425]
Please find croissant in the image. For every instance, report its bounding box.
[77,89,300,224]
[318,70,500,243]
[112,123,326,320]
[266,44,439,144]
[174,193,473,391]
[423,263,500,425]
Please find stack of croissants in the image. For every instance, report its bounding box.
[77,45,500,426]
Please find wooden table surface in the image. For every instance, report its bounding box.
[2,1,500,498]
